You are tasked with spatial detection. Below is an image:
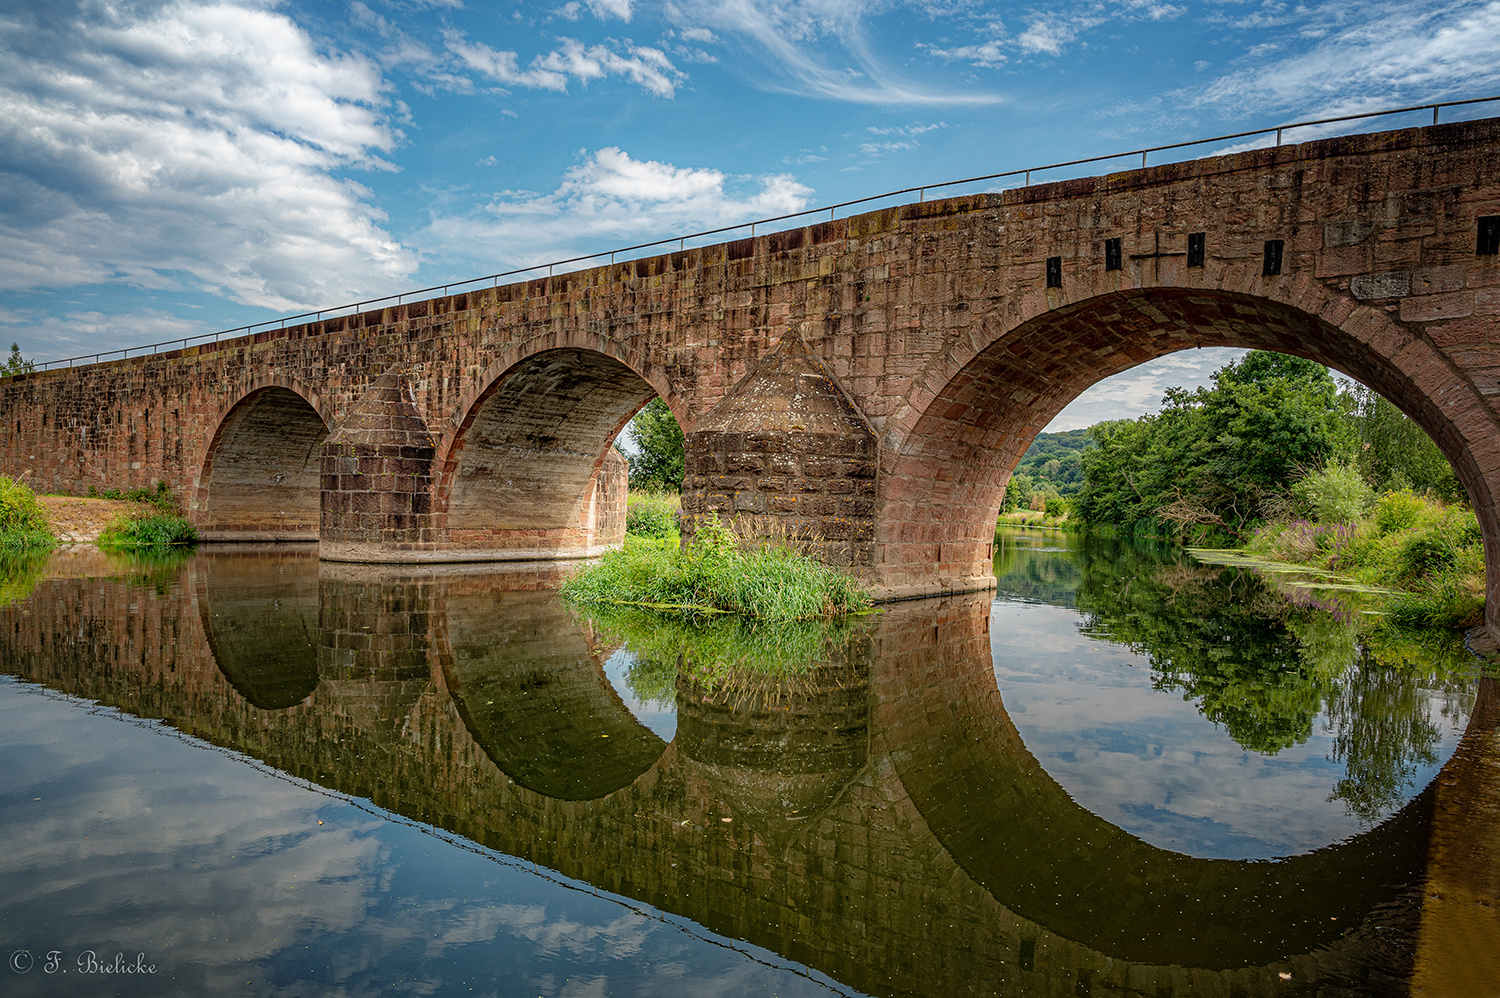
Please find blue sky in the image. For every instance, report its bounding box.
[3,0,1500,428]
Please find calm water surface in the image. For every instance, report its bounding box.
[0,535,1497,996]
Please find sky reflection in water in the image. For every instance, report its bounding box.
[990,528,1472,860]
[0,676,842,998]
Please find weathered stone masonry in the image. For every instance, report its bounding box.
[3,119,1500,633]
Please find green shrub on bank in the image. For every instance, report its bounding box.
[98,510,198,549]
[0,476,55,550]
[562,513,872,621]
[88,480,178,512]
[625,491,680,538]
[1245,489,1484,630]
[1292,461,1375,524]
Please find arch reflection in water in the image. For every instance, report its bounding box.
[439,582,670,801]
[198,547,320,710]
[992,527,1476,858]
[587,604,875,834]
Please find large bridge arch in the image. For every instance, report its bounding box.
[429,347,673,560]
[876,284,1500,629]
[193,381,332,540]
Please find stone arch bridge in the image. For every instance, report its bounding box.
[4,119,1500,633]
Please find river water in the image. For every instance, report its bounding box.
[0,531,1497,996]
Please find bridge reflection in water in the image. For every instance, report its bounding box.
[4,547,1500,995]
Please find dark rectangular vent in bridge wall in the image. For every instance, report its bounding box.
[1105,238,1122,272]
[1187,232,1206,267]
[1480,216,1500,256]
[1046,256,1062,288]
[1262,239,1284,276]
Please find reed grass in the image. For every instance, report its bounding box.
[563,512,872,621]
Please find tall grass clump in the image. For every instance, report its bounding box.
[0,476,55,550]
[98,509,199,549]
[562,513,872,620]
[97,482,197,550]
[625,490,680,538]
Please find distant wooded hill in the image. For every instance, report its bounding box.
[1013,428,1090,498]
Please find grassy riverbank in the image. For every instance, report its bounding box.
[90,480,198,550]
[1229,489,1483,630]
[562,507,872,621]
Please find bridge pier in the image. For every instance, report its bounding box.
[681,335,880,571]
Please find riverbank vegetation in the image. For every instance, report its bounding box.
[1064,350,1482,631]
[562,512,872,621]
[94,481,198,550]
[0,476,56,550]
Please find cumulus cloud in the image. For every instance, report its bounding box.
[858,120,947,157]
[0,0,417,312]
[422,148,813,273]
[1044,347,1249,431]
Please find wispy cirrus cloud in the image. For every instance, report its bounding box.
[664,0,1002,104]
[1196,0,1500,119]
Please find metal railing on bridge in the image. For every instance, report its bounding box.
[28,94,1500,373]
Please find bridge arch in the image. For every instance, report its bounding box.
[193,381,332,540]
[876,284,1500,631]
[431,347,675,560]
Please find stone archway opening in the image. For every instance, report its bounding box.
[877,287,1500,637]
[437,348,659,560]
[197,386,328,540]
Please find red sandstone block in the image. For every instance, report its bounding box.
[1400,291,1475,323]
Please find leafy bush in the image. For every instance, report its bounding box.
[0,476,55,550]
[1293,461,1375,524]
[1373,489,1425,535]
[1396,534,1455,582]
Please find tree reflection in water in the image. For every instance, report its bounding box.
[998,526,1478,827]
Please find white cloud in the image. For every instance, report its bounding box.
[0,0,416,313]
[444,31,685,97]
[1044,347,1249,431]
[1196,0,1500,118]
[1016,17,1078,56]
[586,0,635,21]
[664,0,1002,104]
[921,38,1007,67]
[0,306,205,364]
[422,147,813,273]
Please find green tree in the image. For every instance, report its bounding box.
[1342,382,1463,501]
[1002,471,1033,513]
[626,398,685,491]
[1076,352,1348,537]
[1,343,33,377]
